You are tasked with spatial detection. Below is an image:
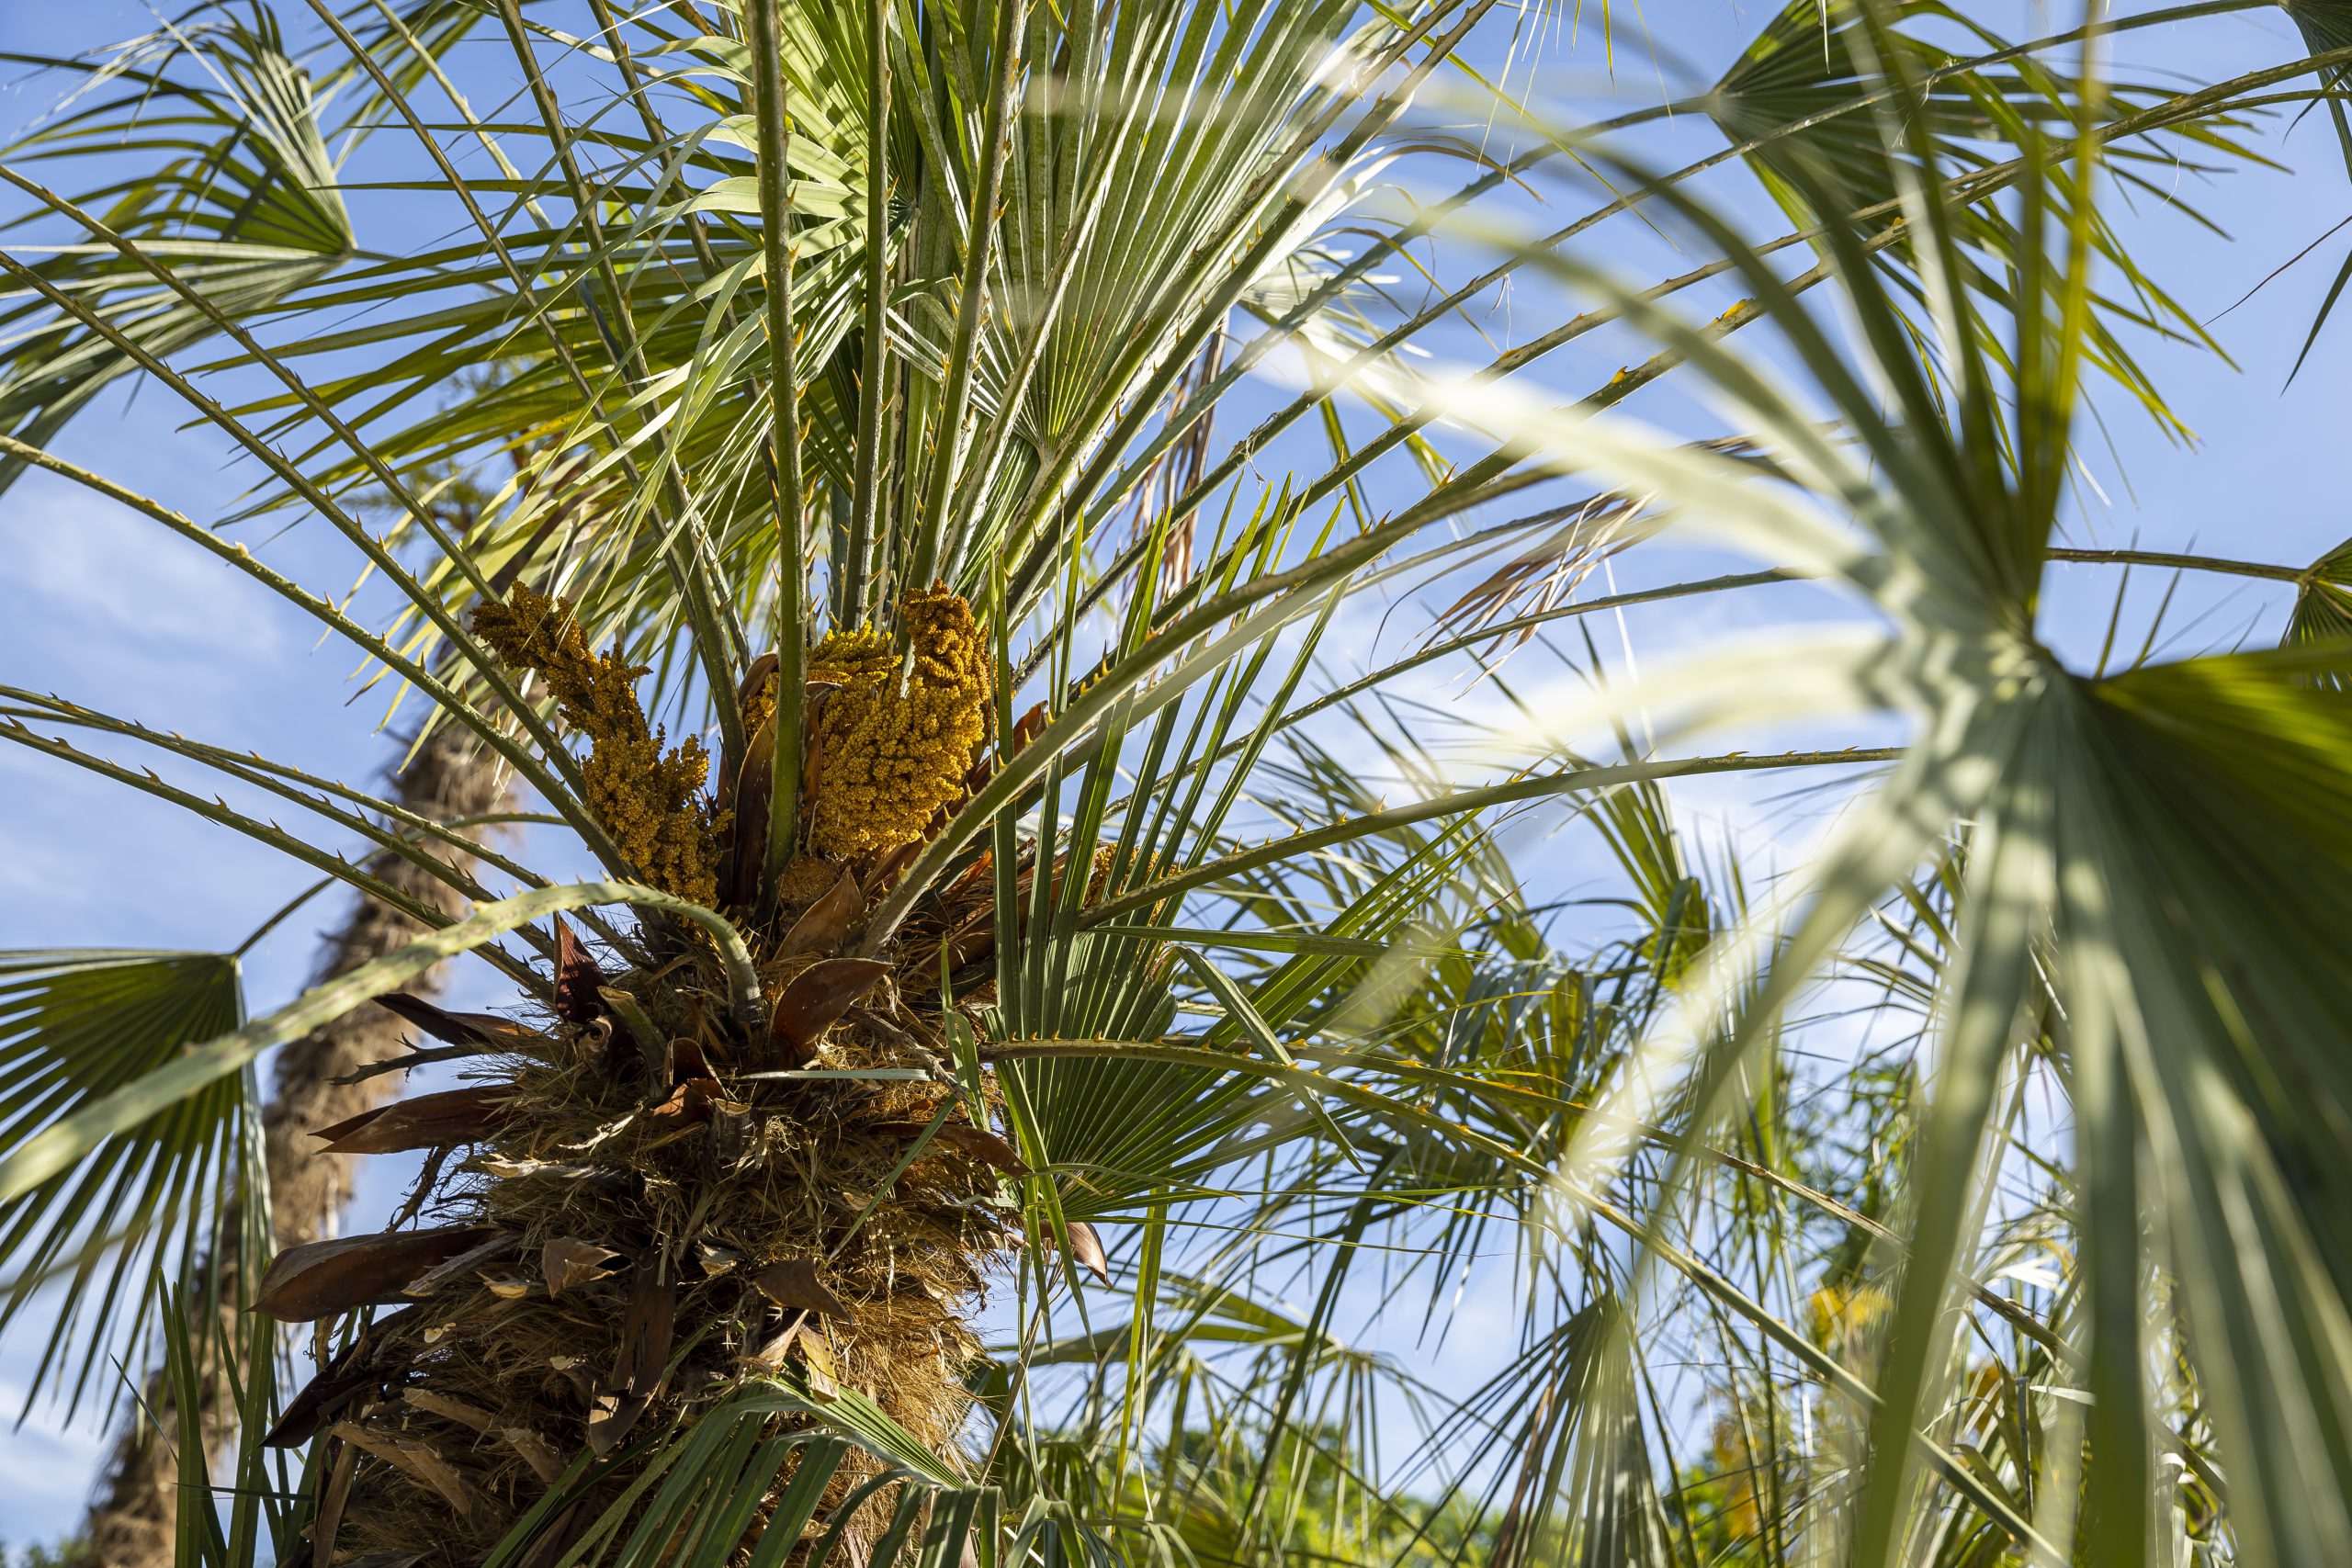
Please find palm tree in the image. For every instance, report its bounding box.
[81,728,512,1568]
[0,22,518,1557]
[6,1,2352,1565]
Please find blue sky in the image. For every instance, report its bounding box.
[4,0,2351,1543]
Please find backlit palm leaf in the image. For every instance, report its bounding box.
[1390,77,2352,1562]
[1704,0,2233,434]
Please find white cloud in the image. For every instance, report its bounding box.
[3,471,289,690]
[0,1372,108,1544]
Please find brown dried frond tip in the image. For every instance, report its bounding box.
[807,589,989,858]
[474,586,720,903]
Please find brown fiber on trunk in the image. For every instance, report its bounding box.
[82,728,512,1568]
[295,588,1021,1567]
[308,884,1015,1568]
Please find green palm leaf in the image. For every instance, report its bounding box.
[1704,0,2236,434]
[0,949,247,1415]
[1372,57,2352,1556]
[2288,536,2352,650]
[0,6,352,492]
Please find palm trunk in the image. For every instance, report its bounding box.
[83,729,511,1568]
[270,589,1018,1566]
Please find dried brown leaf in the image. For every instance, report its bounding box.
[313,1441,358,1563]
[552,917,606,1025]
[867,1120,1027,1174]
[778,867,865,958]
[543,1236,624,1295]
[585,1393,637,1458]
[767,958,891,1064]
[1067,1221,1110,1285]
[252,1227,503,1322]
[799,1314,840,1369]
[670,1036,714,1081]
[744,1314,838,1396]
[648,1077,729,1123]
[548,1355,593,1403]
[401,1232,523,1299]
[262,1367,373,1449]
[502,1427,569,1485]
[403,1389,497,1433]
[1010,701,1049,754]
[372,993,544,1050]
[796,1322,840,1396]
[328,1421,481,1522]
[589,1254,673,1455]
[310,1084,512,1155]
[742,1317,797,1373]
[725,711,775,909]
[717,650,781,818]
[939,1122,1026,1172]
[752,1258,852,1320]
[266,1303,419,1447]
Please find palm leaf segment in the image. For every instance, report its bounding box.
[0,5,352,493]
[0,950,248,1415]
[1704,0,2241,435]
[2290,536,2352,651]
[0,0,1497,1554]
[165,0,1435,726]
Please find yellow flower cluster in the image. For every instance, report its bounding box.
[1805,1279,1889,1350]
[741,671,780,750]
[473,586,720,904]
[806,590,989,858]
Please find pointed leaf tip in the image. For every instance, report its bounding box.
[551,917,606,1024]
[768,957,891,1063]
[372,993,544,1050]
[777,866,866,957]
[543,1236,625,1295]
[753,1257,854,1319]
[309,1084,511,1154]
[1068,1221,1109,1285]
[253,1227,503,1321]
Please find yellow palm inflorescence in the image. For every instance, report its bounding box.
[807,589,990,858]
[473,586,721,904]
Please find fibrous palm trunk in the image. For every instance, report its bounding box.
[83,729,511,1568]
